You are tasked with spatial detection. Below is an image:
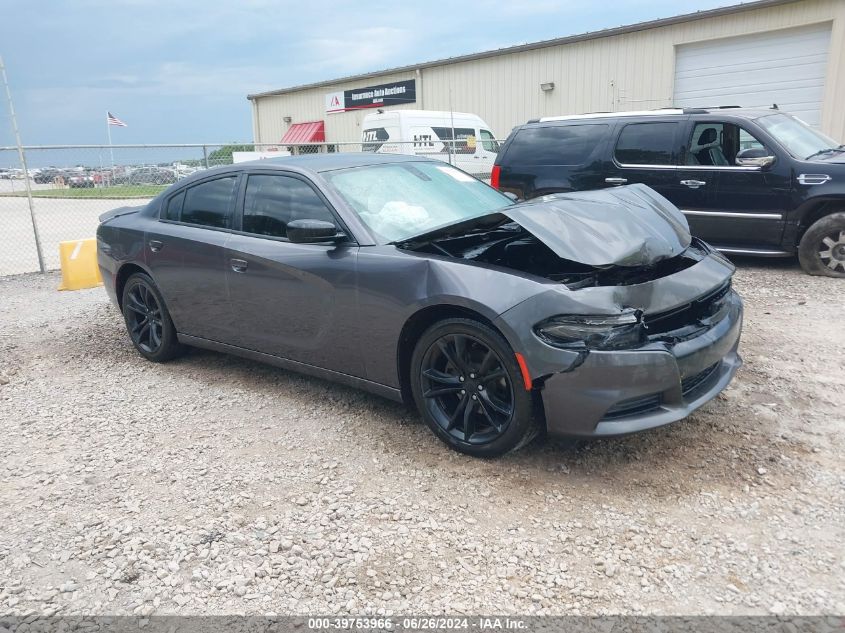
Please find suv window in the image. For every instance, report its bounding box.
[243,174,336,239]
[181,176,237,228]
[614,122,678,165]
[687,122,768,166]
[505,124,609,165]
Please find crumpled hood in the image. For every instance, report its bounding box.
[502,183,692,267]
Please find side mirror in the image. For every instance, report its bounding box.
[287,219,342,243]
[736,147,775,168]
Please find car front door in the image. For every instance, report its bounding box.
[224,171,363,376]
[608,119,685,199]
[677,120,791,251]
[145,174,239,342]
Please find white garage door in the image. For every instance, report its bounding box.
[673,23,831,127]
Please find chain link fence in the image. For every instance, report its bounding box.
[0,139,500,276]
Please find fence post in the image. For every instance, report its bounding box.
[1,56,45,273]
[203,145,209,169]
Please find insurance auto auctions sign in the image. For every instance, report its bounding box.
[325,79,416,114]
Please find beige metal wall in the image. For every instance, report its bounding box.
[252,0,845,143]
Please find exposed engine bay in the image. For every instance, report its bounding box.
[401,221,708,290]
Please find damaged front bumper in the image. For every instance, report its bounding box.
[495,253,743,438]
[539,291,742,437]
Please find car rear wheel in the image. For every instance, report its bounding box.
[798,212,845,277]
[121,272,185,362]
[410,318,538,457]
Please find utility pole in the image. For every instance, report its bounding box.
[1,55,45,273]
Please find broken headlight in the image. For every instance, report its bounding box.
[533,311,646,350]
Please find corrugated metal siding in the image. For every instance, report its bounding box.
[253,0,845,143]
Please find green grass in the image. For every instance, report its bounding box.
[0,185,167,199]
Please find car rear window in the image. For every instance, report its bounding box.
[181,176,238,229]
[503,124,609,166]
[614,122,679,165]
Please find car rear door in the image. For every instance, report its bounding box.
[224,170,363,376]
[145,174,239,342]
[607,118,685,199]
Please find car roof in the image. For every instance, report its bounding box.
[238,152,431,172]
[532,106,784,125]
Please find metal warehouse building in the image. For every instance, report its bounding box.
[248,0,845,145]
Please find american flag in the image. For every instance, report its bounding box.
[107,112,127,127]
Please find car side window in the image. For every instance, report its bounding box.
[163,190,185,221]
[505,124,610,165]
[614,122,678,166]
[480,130,499,153]
[687,122,768,166]
[242,174,336,239]
[180,176,238,228]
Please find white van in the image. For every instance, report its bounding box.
[361,110,500,177]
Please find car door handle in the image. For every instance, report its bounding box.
[148,240,163,253]
[605,177,627,185]
[230,258,248,273]
[681,179,707,189]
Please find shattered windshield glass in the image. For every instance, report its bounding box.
[323,162,512,243]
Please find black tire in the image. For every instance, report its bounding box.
[797,212,845,278]
[121,272,186,362]
[410,318,538,458]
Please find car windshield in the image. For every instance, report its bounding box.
[323,161,513,243]
[756,113,841,160]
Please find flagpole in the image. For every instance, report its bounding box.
[106,112,114,172]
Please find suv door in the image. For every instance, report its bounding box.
[677,119,791,251]
[146,174,239,342]
[608,119,684,198]
[224,171,363,376]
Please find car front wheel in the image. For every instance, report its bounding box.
[410,318,539,457]
[121,272,185,362]
[798,212,845,277]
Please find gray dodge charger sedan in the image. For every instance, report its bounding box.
[97,154,742,457]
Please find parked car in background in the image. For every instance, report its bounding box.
[67,171,96,188]
[113,167,178,186]
[362,110,500,176]
[34,169,63,184]
[97,154,742,457]
[493,107,845,277]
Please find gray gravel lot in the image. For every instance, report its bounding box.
[0,260,843,617]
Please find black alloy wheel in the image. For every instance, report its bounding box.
[125,282,163,354]
[411,318,538,457]
[121,272,185,362]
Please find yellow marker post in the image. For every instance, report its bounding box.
[58,238,103,291]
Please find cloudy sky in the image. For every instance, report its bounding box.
[1,0,739,146]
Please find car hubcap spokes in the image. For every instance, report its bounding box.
[421,334,514,445]
[125,284,163,353]
[818,230,845,272]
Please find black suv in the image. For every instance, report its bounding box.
[492,107,845,277]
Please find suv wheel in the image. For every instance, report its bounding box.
[410,318,539,458]
[798,212,845,277]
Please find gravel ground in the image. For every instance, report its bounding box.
[0,259,843,617]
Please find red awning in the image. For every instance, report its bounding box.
[281,121,325,144]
